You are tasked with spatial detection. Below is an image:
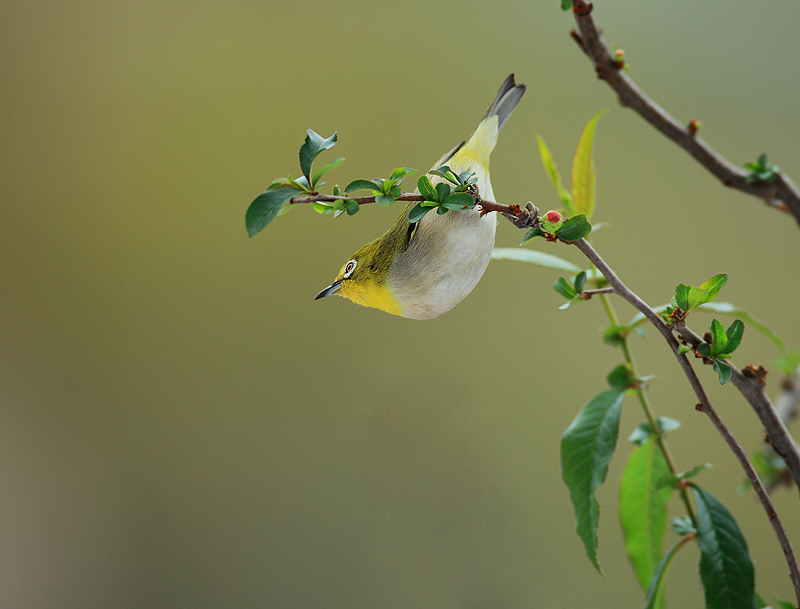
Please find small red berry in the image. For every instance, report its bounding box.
[545,210,562,223]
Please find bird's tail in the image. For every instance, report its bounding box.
[445,74,526,170]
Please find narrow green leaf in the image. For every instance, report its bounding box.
[675,284,690,311]
[408,203,432,223]
[245,188,296,237]
[536,134,575,214]
[643,537,692,609]
[619,438,673,597]
[710,319,728,355]
[694,485,756,609]
[312,201,333,214]
[556,214,592,242]
[574,270,587,294]
[435,182,451,202]
[554,276,577,300]
[571,110,606,220]
[561,387,626,572]
[418,175,439,202]
[490,248,583,272]
[724,320,745,354]
[299,129,337,180]
[311,156,345,188]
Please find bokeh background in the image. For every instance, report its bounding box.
[2,0,800,607]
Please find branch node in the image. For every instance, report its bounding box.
[695,403,705,412]
[743,363,768,386]
[572,1,593,17]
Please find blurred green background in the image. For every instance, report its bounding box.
[2,0,800,607]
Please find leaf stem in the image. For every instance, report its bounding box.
[597,292,697,525]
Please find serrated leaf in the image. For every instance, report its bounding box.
[643,537,692,609]
[435,182,451,202]
[375,193,395,207]
[683,274,728,313]
[619,438,673,598]
[418,175,439,202]
[693,485,756,609]
[299,129,337,181]
[572,110,606,220]
[554,276,577,300]
[245,188,297,237]
[408,203,432,223]
[710,319,728,355]
[536,134,575,215]
[675,284,690,311]
[695,302,783,354]
[561,387,625,573]
[556,214,593,242]
[490,248,583,272]
[713,359,732,385]
[344,179,378,194]
[311,156,345,188]
[724,320,745,354]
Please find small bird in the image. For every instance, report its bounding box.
[314,74,526,320]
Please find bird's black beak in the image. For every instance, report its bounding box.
[314,280,341,300]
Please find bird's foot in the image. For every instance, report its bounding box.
[502,202,540,229]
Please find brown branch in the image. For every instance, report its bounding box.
[569,0,800,227]
[582,287,614,299]
[573,237,800,606]
[289,192,538,226]
[674,325,800,496]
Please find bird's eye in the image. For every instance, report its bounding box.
[343,259,357,278]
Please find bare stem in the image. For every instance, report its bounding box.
[569,0,800,227]
[573,237,800,606]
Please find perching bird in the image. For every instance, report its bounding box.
[314,74,526,320]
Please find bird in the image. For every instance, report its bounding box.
[314,74,526,320]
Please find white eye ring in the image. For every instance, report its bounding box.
[343,259,357,278]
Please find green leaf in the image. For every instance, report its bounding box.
[418,175,439,202]
[344,179,378,194]
[375,193,396,207]
[536,135,575,214]
[554,276,577,300]
[690,302,783,354]
[245,188,296,237]
[724,320,745,354]
[606,364,633,389]
[629,417,681,445]
[693,485,756,609]
[311,201,333,214]
[435,182,451,202]
[490,247,583,272]
[773,349,800,376]
[441,192,475,210]
[574,270,587,294]
[409,203,432,223]
[713,359,732,385]
[299,129,337,181]
[556,214,593,242]
[311,156,345,188]
[561,0,572,10]
[603,325,631,347]
[643,537,692,609]
[345,199,359,215]
[710,319,728,355]
[521,226,547,243]
[674,284,690,311]
[561,387,625,573]
[671,516,696,536]
[659,463,712,489]
[619,438,673,597]
[436,206,448,215]
[571,110,606,220]
[389,167,416,181]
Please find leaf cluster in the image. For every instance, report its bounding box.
[744,153,779,184]
[408,166,477,223]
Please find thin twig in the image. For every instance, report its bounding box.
[582,287,614,299]
[569,0,800,227]
[573,237,800,607]
[674,326,800,496]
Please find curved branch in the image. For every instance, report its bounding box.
[573,237,800,606]
[569,0,800,227]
